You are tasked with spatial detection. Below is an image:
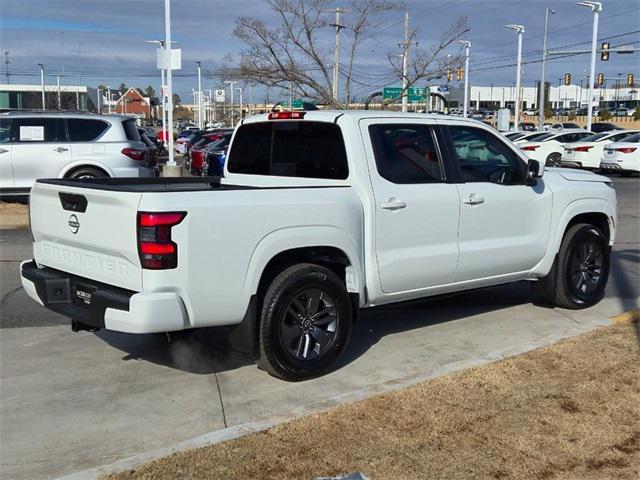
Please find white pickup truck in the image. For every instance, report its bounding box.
[21,111,617,380]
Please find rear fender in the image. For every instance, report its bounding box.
[244,226,364,300]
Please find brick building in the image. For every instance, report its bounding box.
[113,87,151,118]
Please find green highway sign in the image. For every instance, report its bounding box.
[280,99,305,109]
[383,86,429,103]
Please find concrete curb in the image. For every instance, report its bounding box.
[55,313,620,480]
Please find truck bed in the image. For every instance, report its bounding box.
[35,176,247,193]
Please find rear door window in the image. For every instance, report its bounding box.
[0,119,11,143]
[228,121,348,179]
[368,124,444,183]
[67,119,109,142]
[11,117,66,142]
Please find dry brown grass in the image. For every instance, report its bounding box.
[105,320,640,480]
[0,202,29,229]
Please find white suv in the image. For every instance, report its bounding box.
[0,112,154,196]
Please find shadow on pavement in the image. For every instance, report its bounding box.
[96,281,535,375]
[609,248,640,344]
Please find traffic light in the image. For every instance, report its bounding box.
[564,73,571,86]
[446,68,453,82]
[597,73,604,86]
[601,42,610,61]
[628,74,635,87]
[456,67,463,81]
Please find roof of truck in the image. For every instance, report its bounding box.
[241,110,487,126]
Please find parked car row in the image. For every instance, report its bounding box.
[506,126,639,174]
[0,112,155,196]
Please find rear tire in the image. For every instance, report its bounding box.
[67,167,107,179]
[534,223,609,309]
[258,263,353,381]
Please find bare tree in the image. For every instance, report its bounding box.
[386,16,468,106]
[227,0,399,108]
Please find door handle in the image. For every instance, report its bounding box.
[54,147,69,153]
[380,198,407,211]
[0,148,8,154]
[463,194,485,205]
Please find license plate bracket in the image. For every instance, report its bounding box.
[75,282,96,305]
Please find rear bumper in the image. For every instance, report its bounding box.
[599,163,622,171]
[20,260,188,334]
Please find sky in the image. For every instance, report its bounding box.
[0,0,638,103]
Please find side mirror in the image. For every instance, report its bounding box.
[527,159,543,181]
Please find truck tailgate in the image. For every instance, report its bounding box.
[29,181,143,291]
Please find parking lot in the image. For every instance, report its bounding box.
[0,176,638,480]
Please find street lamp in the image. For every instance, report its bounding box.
[236,87,243,120]
[577,1,602,131]
[454,40,471,118]
[538,7,556,130]
[145,40,177,147]
[37,63,45,110]
[196,61,202,129]
[163,0,177,168]
[224,80,237,127]
[505,24,525,130]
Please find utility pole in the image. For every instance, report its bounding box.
[505,24,525,130]
[106,86,112,114]
[3,50,9,84]
[38,63,45,110]
[538,7,555,130]
[196,61,202,129]
[455,40,471,118]
[248,82,253,116]
[57,75,61,110]
[328,7,349,105]
[398,11,417,113]
[577,1,601,131]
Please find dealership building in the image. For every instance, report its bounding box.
[0,83,99,112]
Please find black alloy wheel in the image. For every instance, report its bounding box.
[258,263,353,381]
[280,288,339,362]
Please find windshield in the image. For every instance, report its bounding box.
[525,132,552,142]
[620,133,640,143]
[205,135,231,152]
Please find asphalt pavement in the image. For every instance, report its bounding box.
[1,176,638,480]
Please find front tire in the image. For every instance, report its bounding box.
[546,152,562,167]
[534,223,609,309]
[258,263,353,381]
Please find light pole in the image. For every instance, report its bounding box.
[57,75,61,110]
[577,1,601,131]
[164,0,177,168]
[538,7,556,130]
[236,87,243,120]
[505,24,525,130]
[106,86,112,114]
[196,61,202,129]
[145,40,176,148]
[225,80,237,126]
[454,40,471,118]
[37,63,45,110]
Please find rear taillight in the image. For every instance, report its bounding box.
[573,146,593,152]
[615,147,637,154]
[521,145,539,151]
[137,212,186,269]
[122,148,147,161]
